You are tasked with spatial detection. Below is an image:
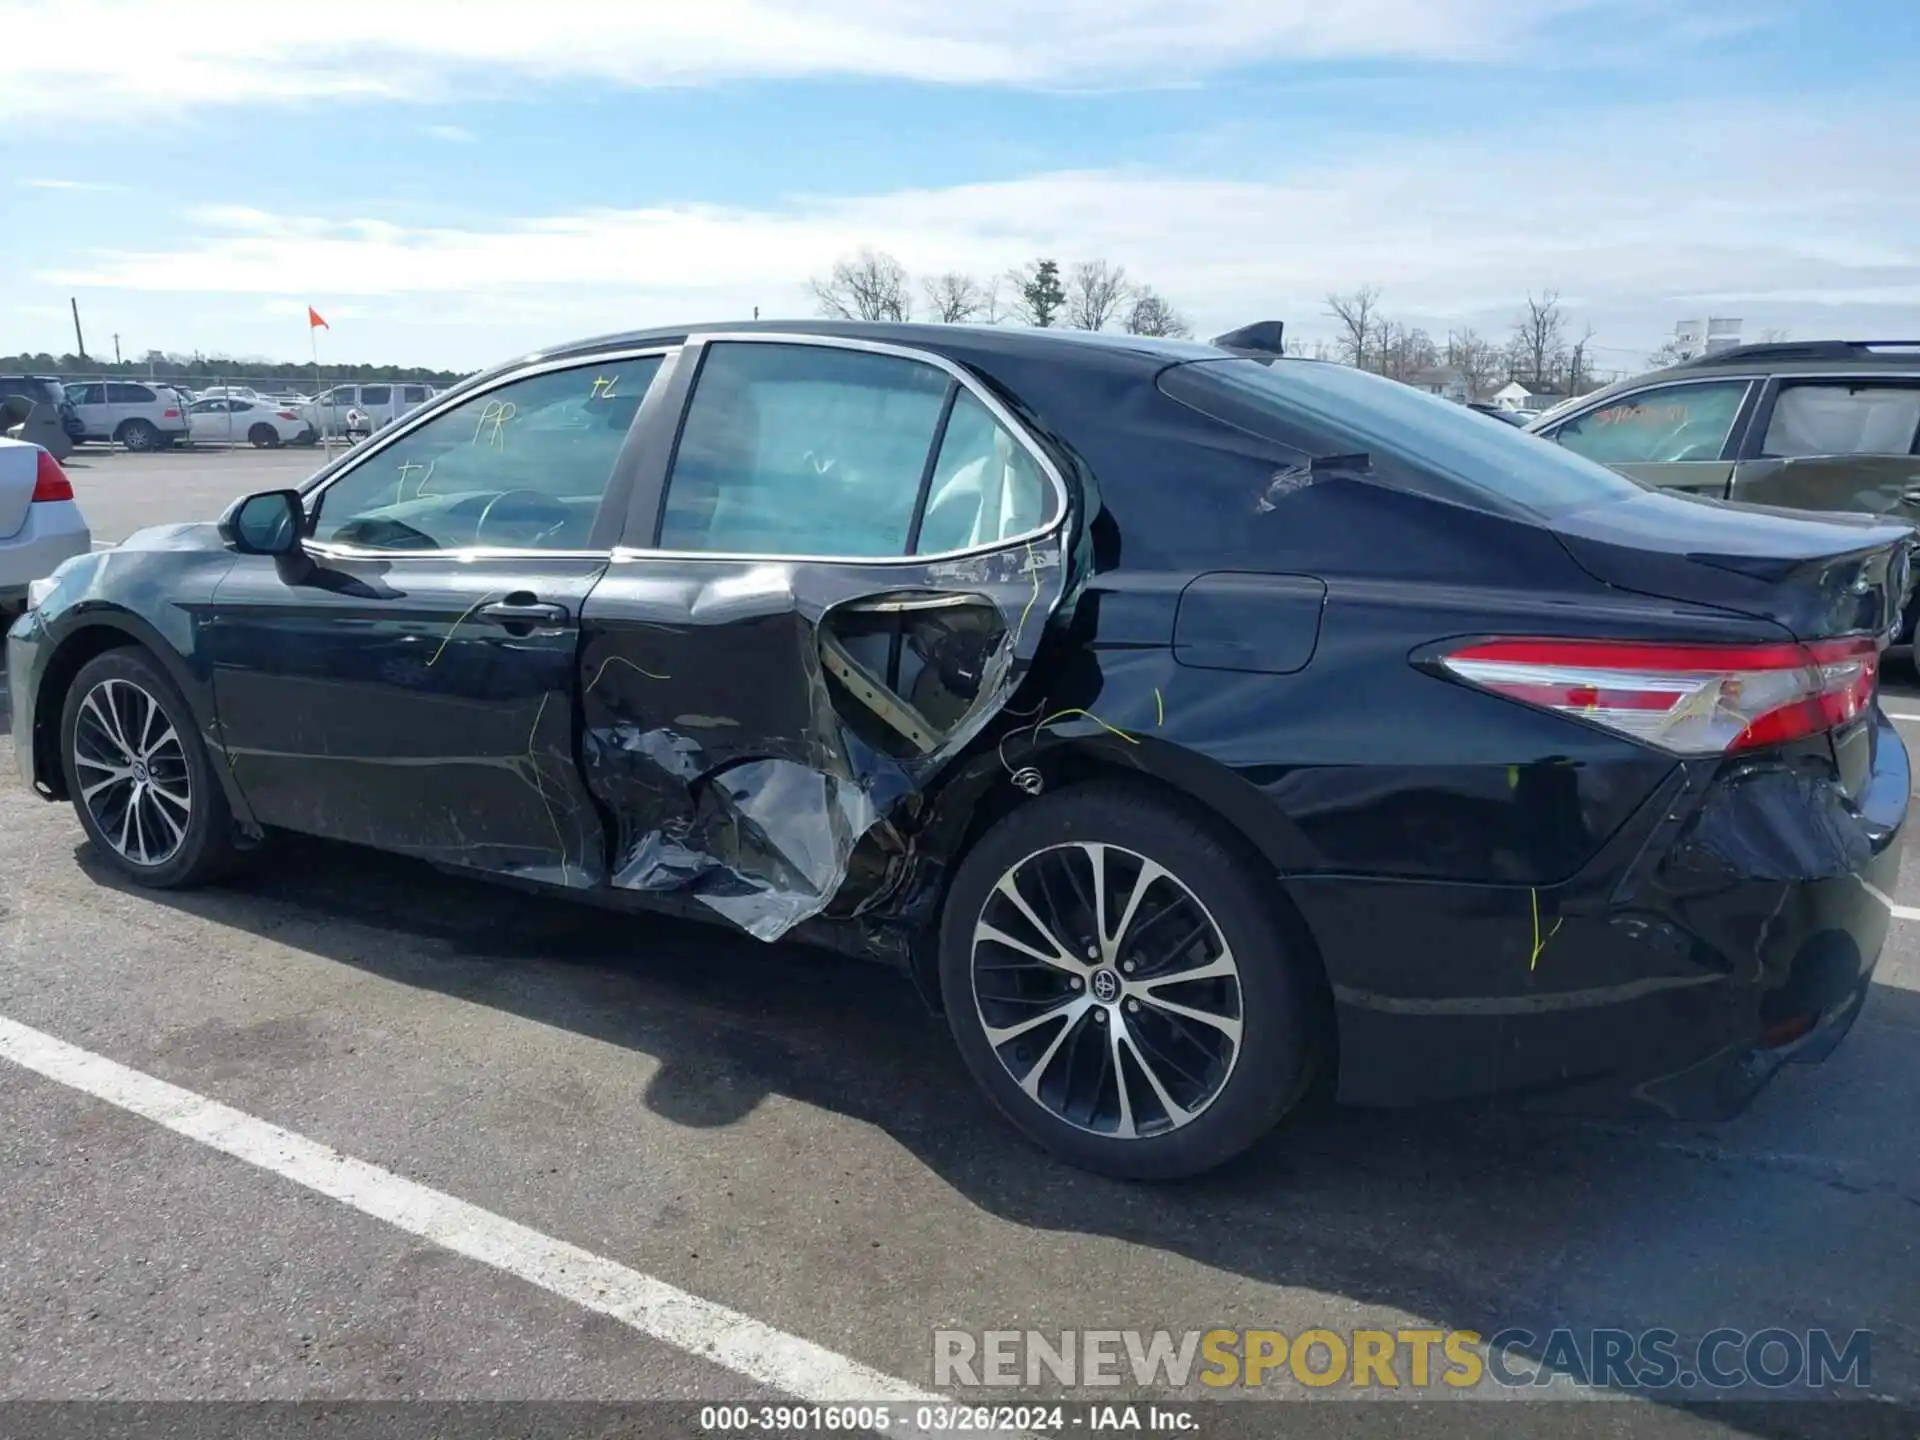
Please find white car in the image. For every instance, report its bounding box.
[303,381,437,438]
[0,433,91,624]
[186,397,316,448]
[62,380,192,451]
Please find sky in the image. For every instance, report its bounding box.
[5,0,1919,375]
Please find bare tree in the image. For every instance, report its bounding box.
[809,248,912,322]
[1065,259,1131,331]
[1646,337,1694,367]
[1759,327,1792,343]
[1325,286,1382,370]
[1512,290,1567,386]
[1375,321,1438,382]
[1003,258,1068,327]
[1122,288,1192,338]
[1448,328,1501,400]
[921,272,992,324]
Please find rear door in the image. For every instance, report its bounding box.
[206,348,671,885]
[579,333,1071,941]
[1728,376,1920,519]
[1537,377,1755,496]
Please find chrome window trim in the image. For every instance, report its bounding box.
[299,344,677,563]
[613,330,1072,567]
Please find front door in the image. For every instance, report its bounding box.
[205,348,670,887]
[577,335,1070,940]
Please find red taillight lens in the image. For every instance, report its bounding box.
[277,410,297,420]
[31,449,73,503]
[163,407,180,418]
[1439,636,1879,755]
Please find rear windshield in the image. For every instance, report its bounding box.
[1159,358,1644,518]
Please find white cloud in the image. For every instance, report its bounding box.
[33,101,1920,370]
[20,177,123,191]
[4,0,1715,121]
[424,124,475,143]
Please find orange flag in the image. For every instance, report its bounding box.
[308,306,329,330]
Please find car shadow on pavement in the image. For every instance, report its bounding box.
[77,834,1920,1423]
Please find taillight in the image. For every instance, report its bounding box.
[277,410,297,420]
[163,407,180,418]
[1438,636,1879,755]
[31,450,74,503]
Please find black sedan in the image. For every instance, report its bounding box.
[8,321,1911,1179]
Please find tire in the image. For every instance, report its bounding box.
[117,419,159,452]
[58,647,239,888]
[938,781,1317,1179]
[248,423,281,449]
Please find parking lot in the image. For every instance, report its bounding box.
[2,448,1916,1430]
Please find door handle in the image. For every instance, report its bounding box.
[477,599,569,626]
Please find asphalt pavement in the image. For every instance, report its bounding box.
[1,447,1915,1434]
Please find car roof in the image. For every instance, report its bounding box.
[523,319,1223,369]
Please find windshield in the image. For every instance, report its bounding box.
[1159,357,1645,518]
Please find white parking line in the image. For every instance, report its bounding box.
[1857,875,1920,922]
[0,1012,937,1406]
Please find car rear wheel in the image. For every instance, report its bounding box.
[938,782,1317,1179]
[117,419,159,452]
[59,648,238,888]
[248,423,281,449]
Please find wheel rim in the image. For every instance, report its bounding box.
[970,841,1243,1140]
[72,678,192,867]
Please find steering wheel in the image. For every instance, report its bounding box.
[475,489,571,548]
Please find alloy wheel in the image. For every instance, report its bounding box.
[970,841,1243,1139]
[71,678,193,867]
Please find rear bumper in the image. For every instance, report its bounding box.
[1293,718,1905,1120]
[0,501,91,603]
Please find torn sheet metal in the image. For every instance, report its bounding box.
[578,542,1068,941]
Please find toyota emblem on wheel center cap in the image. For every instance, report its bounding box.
[1091,968,1121,1003]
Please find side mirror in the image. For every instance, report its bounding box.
[218,489,305,556]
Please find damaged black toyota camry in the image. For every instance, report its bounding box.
[9,321,1911,1178]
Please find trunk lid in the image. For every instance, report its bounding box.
[1551,487,1915,643]
[0,436,41,539]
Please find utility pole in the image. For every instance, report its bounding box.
[70,298,87,360]
[112,333,122,365]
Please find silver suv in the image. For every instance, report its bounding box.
[64,380,192,451]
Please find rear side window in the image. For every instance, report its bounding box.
[1761,382,1920,458]
[360,385,392,405]
[106,382,153,403]
[1160,358,1645,518]
[658,342,1057,558]
[1548,380,1750,465]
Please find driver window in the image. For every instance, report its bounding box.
[1548,380,1749,465]
[311,354,663,551]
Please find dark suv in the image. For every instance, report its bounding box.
[1528,340,1920,634]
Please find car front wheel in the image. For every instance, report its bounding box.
[58,648,239,888]
[939,782,1318,1179]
